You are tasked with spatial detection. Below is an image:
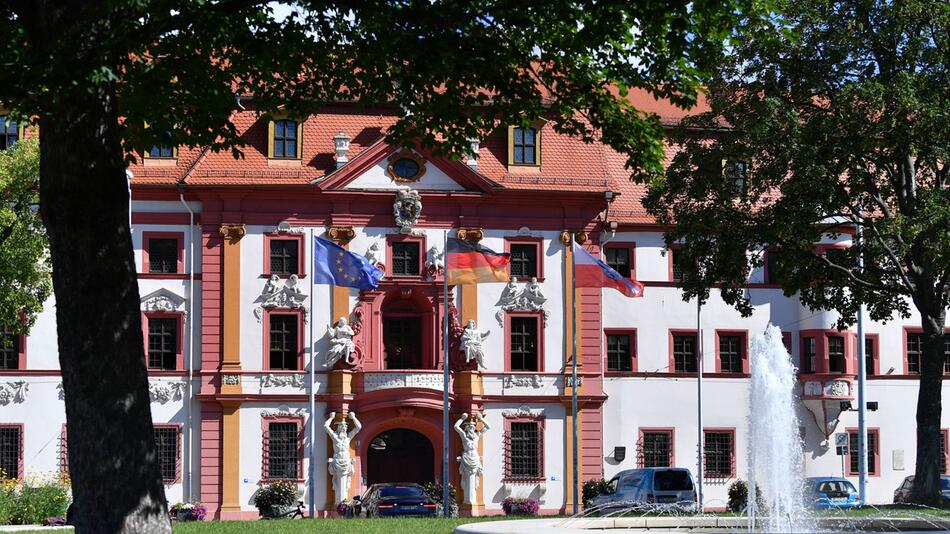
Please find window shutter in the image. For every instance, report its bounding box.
[503,429,512,479]
[262,426,270,480]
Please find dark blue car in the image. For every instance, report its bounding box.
[805,477,863,509]
[352,483,439,518]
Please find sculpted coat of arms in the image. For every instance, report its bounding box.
[393,189,422,233]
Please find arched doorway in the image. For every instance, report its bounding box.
[366,428,435,485]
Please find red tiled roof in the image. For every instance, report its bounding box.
[129,91,705,209]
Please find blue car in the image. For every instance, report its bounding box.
[805,477,863,509]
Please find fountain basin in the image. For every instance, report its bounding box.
[453,516,950,533]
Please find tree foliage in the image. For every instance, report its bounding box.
[645,0,950,503]
[0,139,50,333]
[0,1,768,532]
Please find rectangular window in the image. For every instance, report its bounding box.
[273,120,298,159]
[269,314,299,370]
[149,145,175,158]
[802,337,816,373]
[724,160,748,195]
[147,238,179,274]
[509,317,539,372]
[266,422,299,480]
[704,431,735,478]
[0,426,20,480]
[848,430,878,475]
[269,239,300,275]
[765,251,779,284]
[0,326,20,370]
[719,335,743,373]
[153,427,179,482]
[512,127,538,165]
[383,317,422,369]
[945,334,950,374]
[147,318,178,370]
[864,337,875,376]
[509,244,538,279]
[639,430,672,468]
[1,116,19,150]
[672,334,697,373]
[670,248,684,283]
[506,421,541,480]
[390,242,420,276]
[907,333,923,374]
[604,247,631,278]
[828,336,846,373]
[606,333,633,372]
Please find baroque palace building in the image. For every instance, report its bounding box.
[1,93,949,518]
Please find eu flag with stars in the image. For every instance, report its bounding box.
[313,236,384,290]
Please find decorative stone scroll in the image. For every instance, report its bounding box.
[261,407,306,417]
[456,227,484,244]
[261,374,305,389]
[362,372,446,392]
[501,405,544,418]
[503,374,543,389]
[219,223,247,242]
[141,288,186,314]
[221,374,241,386]
[326,225,356,246]
[495,276,549,326]
[0,381,29,405]
[148,380,187,404]
[565,375,584,388]
[253,274,307,322]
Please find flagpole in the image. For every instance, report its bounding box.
[442,230,451,517]
[308,227,316,518]
[571,239,579,515]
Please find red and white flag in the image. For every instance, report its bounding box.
[572,241,644,298]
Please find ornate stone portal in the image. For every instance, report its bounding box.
[324,411,362,504]
[455,412,490,505]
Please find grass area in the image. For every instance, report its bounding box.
[7,515,525,534]
[11,506,950,533]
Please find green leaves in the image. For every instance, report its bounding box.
[646,0,950,328]
[0,139,51,334]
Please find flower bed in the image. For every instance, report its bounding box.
[0,471,71,525]
[501,497,540,516]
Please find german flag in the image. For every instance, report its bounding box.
[445,237,511,285]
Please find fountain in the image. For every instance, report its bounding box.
[746,324,809,532]
[455,325,950,533]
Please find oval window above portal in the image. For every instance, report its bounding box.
[386,151,427,182]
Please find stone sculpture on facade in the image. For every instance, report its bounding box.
[495,276,550,326]
[459,320,490,369]
[325,317,358,368]
[455,412,490,505]
[393,188,422,233]
[253,274,307,322]
[364,240,384,267]
[425,245,444,279]
[325,411,362,505]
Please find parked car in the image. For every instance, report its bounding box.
[350,483,439,518]
[893,475,950,504]
[804,477,863,509]
[589,468,697,512]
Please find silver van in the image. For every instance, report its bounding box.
[589,468,697,512]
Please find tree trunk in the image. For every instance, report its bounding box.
[38,82,172,532]
[911,307,948,505]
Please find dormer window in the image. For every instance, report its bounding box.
[723,160,748,194]
[267,117,303,160]
[273,120,298,159]
[148,146,175,158]
[508,122,543,167]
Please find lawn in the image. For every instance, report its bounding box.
[10,516,522,534]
